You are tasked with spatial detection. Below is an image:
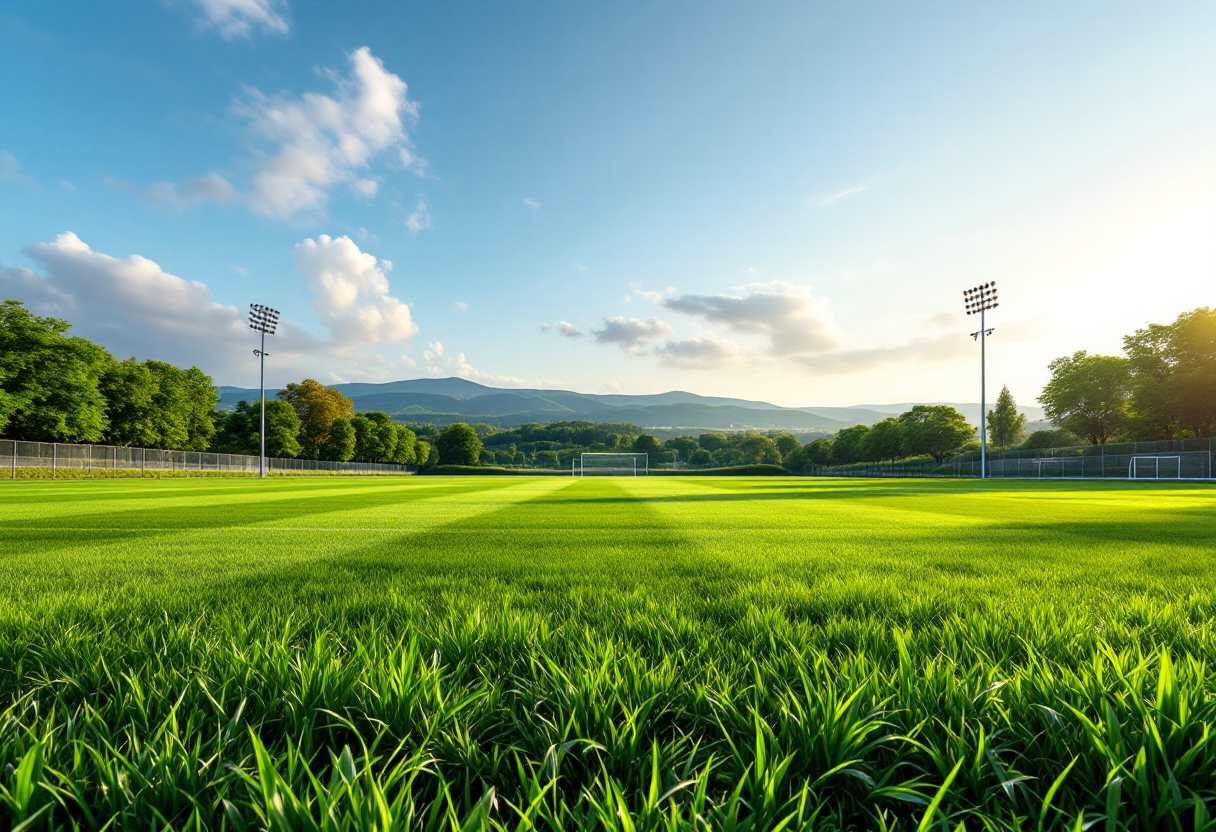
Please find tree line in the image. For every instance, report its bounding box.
[1038,307,1216,444]
[0,300,433,466]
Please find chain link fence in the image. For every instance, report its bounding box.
[0,439,415,478]
[807,436,1216,480]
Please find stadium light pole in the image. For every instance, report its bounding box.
[249,303,280,479]
[963,283,998,479]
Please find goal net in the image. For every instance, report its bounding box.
[579,453,648,477]
[1128,452,1211,479]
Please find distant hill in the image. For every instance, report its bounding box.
[216,379,1046,432]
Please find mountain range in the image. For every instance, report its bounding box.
[217,378,1047,433]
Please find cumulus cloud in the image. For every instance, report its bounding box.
[107,173,239,209]
[293,234,418,344]
[523,198,541,210]
[242,47,419,218]
[123,48,418,219]
[0,232,308,379]
[541,321,583,338]
[664,282,837,356]
[195,0,289,39]
[405,201,432,233]
[0,232,423,385]
[454,301,468,311]
[655,337,741,368]
[591,317,672,353]
[422,340,524,386]
[0,151,37,188]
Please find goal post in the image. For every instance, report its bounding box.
[1127,452,1211,479]
[578,452,648,477]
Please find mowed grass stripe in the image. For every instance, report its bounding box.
[1,476,1215,829]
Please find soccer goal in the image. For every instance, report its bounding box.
[1128,452,1211,480]
[578,452,648,477]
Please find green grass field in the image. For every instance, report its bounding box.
[1,476,1214,830]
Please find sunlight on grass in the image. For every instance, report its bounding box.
[1,476,1214,829]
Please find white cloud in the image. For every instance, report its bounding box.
[59,179,76,192]
[591,317,672,353]
[114,48,416,219]
[0,152,37,188]
[541,321,583,338]
[655,337,741,368]
[523,198,541,209]
[810,184,867,207]
[107,172,239,209]
[405,201,432,234]
[454,301,469,311]
[293,234,418,344]
[664,282,837,356]
[195,0,289,39]
[241,48,419,218]
[0,232,423,385]
[632,285,676,304]
[422,340,524,386]
[0,232,310,379]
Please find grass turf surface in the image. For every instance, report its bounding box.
[1,475,1214,830]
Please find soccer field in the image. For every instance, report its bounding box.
[2,476,1214,829]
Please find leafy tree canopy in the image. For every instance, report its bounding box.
[0,300,111,442]
[279,379,354,458]
[898,405,974,462]
[437,422,483,466]
[1039,351,1130,445]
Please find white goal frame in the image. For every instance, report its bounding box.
[1129,455,1182,479]
[578,452,648,477]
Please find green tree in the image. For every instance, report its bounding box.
[898,405,974,462]
[831,425,870,464]
[101,359,217,450]
[99,359,158,447]
[1039,351,1130,445]
[804,437,835,465]
[279,379,354,459]
[437,422,482,465]
[737,433,781,465]
[1020,429,1078,450]
[688,448,712,467]
[633,434,663,455]
[698,432,728,451]
[212,400,302,458]
[0,300,111,442]
[860,418,903,462]
[319,417,356,461]
[416,440,433,468]
[389,425,418,465]
[664,436,699,460]
[534,450,559,468]
[1123,308,1216,438]
[774,434,800,460]
[350,414,378,462]
[987,385,1026,450]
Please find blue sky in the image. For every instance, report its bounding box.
[2,1,1213,406]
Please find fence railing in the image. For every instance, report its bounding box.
[0,439,415,478]
[806,436,1216,481]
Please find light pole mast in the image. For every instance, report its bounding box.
[963,283,998,479]
[249,303,280,479]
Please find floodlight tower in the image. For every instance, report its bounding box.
[963,283,998,479]
[249,303,280,479]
